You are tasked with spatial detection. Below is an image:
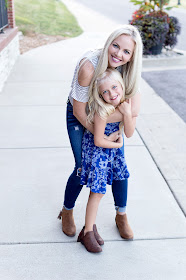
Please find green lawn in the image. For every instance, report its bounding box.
[14,0,83,37]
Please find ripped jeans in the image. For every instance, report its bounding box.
[63,101,128,212]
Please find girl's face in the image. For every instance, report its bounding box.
[108,34,135,68]
[99,79,124,107]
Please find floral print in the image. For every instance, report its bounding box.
[80,122,130,194]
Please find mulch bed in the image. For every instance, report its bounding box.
[19,32,68,54]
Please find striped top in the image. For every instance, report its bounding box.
[68,50,100,105]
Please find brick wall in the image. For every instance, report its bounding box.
[7,0,15,28]
[0,0,19,92]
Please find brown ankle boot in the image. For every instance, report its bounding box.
[77,227,102,253]
[58,208,76,237]
[93,224,104,245]
[78,225,104,246]
[115,213,133,240]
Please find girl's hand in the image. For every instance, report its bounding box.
[118,99,132,117]
[105,130,120,142]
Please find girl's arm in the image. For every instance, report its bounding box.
[94,113,123,148]
[118,99,136,138]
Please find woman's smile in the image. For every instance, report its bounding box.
[111,55,122,63]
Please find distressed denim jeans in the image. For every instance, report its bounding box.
[63,101,128,212]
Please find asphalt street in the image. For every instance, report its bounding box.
[142,69,186,122]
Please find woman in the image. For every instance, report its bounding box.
[58,24,143,240]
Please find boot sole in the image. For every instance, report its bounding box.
[116,223,134,241]
[62,230,76,237]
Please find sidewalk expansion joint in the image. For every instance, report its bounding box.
[1,237,186,246]
[0,105,65,107]
[136,128,186,218]
[0,145,144,150]
[0,146,70,150]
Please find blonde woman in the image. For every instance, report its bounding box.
[78,68,135,253]
[58,25,143,242]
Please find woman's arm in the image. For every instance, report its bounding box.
[73,60,95,134]
[131,91,141,117]
[94,113,123,148]
[73,61,120,141]
[73,100,94,134]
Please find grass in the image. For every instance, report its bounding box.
[169,0,186,9]
[14,0,83,37]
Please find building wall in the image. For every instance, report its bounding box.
[0,0,19,93]
[0,34,19,92]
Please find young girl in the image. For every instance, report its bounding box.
[58,25,142,241]
[77,68,136,253]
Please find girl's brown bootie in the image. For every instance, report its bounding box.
[93,224,104,245]
[77,227,102,253]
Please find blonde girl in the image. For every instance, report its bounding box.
[77,69,135,253]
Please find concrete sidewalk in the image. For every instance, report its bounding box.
[0,1,186,279]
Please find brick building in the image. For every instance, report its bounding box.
[0,0,19,92]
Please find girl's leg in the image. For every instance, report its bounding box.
[112,179,133,240]
[58,102,84,237]
[84,191,104,234]
[77,191,104,253]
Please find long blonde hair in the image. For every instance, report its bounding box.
[87,68,125,125]
[87,25,142,113]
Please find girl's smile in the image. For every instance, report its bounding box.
[99,79,124,107]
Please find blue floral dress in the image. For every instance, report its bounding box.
[80,122,130,194]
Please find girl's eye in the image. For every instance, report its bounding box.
[113,85,117,89]
[124,50,130,54]
[103,90,108,94]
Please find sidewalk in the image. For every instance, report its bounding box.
[0,1,186,279]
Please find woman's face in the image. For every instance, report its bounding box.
[108,34,135,68]
[99,78,123,107]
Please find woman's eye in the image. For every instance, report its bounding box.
[113,86,117,89]
[103,90,108,94]
[113,43,119,48]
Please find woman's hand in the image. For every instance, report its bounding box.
[104,130,120,142]
[115,135,123,148]
[118,99,132,117]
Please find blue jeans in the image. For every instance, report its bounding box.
[63,101,128,212]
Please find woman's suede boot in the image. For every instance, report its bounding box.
[77,227,102,253]
[115,213,133,240]
[58,208,76,237]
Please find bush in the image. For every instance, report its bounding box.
[164,16,181,48]
[129,0,181,54]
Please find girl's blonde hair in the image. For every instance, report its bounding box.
[87,68,125,124]
[88,24,143,113]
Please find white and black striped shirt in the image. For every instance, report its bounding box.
[68,50,99,105]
